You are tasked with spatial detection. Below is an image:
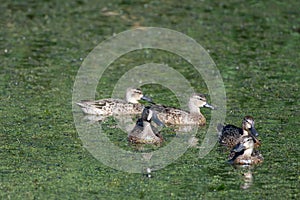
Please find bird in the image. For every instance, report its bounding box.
[76,88,152,116]
[128,106,164,145]
[150,93,214,125]
[217,116,261,149]
[228,136,264,165]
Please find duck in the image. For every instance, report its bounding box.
[150,93,214,125]
[128,106,164,145]
[217,116,261,149]
[228,136,264,165]
[76,88,152,116]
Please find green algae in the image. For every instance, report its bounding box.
[0,0,299,199]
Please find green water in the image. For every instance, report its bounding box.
[1,0,299,199]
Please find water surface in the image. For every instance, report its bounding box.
[1,0,299,199]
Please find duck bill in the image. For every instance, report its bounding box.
[141,95,154,103]
[250,134,261,147]
[248,127,260,146]
[250,126,259,137]
[232,143,245,153]
[151,112,165,127]
[204,103,215,110]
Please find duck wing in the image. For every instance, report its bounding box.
[218,125,243,147]
[150,104,190,125]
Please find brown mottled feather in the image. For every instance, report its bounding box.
[228,136,264,165]
[218,116,261,149]
[76,88,147,116]
[150,93,213,125]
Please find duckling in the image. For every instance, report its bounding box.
[76,88,152,116]
[150,93,214,125]
[228,136,264,165]
[218,116,261,148]
[128,106,164,145]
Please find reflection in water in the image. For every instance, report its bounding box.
[169,125,201,148]
[142,153,153,178]
[232,165,254,190]
[241,170,253,190]
[188,135,199,148]
[81,113,138,133]
[137,124,200,177]
[114,115,137,133]
[83,115,105,122]
[79,113,203,177]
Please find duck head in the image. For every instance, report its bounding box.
[188,93,215,113]
[126,88,153,104]
[242,116,261,146]
[231,136,254,157]
[141,106,164,127]
[242,116,259,137]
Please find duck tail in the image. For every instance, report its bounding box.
[76,102,86,108]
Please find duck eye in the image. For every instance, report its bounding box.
[198,97,205,101]
[246,121,252,126]
[247,120,254,125]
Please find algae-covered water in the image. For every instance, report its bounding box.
[1,0,299,199]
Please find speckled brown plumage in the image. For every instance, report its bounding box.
[76,88,151,116]
[218,116,261,149]
[150,93,214,125]
[228,136,264,165]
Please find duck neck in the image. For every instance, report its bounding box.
[142,121,152,133]
[143,121,151,128]
[188,101,200,114]
[242,129,249,137]
[243,148,253,157]
[126,95,138,104]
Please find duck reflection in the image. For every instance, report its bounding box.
[231,165,254,190]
